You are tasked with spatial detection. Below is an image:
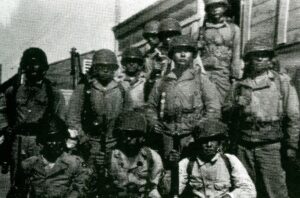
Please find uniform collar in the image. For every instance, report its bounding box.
[165,68,196,82]
[205,20,228,29]
[242,71,273,90]
[196,153,220,166]
[91,79,119,91]
[33,153,68,176]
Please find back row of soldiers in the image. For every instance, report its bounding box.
[0,0,299,197]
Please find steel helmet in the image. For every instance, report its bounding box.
[193,119,228,141]
[92,49,118,70]
[158,18,181,36]
[143,20,160,37]
[204,0,229,8]
[121,47,144,66]
[168,35,198,58]
[243,37,275,61]
[114,111,147,135]
[20,47,49,71]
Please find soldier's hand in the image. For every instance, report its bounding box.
[148,188,161,198]
[95,152,106,167]
[66,138,78,149]
[168,149,180,163]
[287,149,297,160]
[237,96,251,107]
[0,135,4,145]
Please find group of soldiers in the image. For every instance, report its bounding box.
[0,0,299,197]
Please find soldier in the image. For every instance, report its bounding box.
[107,111,164,198]
[223,37,300,198]
[4,48,66,193]
[13,116,92,198]
[143,20,160,76]
[144,18,182,101]
[199,0,242,104]
[179,119,256,198]
[116,47,147,111]
[146,35,220,194]
[67,49,131,196]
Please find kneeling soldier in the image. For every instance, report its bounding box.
[179,120,256,198]
[14,116,92,198]
[108,111,164,198]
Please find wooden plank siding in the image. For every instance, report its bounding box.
[287,6,300,43]
[250,0,277,44]
[113,0,202,55]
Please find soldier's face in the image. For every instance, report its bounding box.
[25,63,46,83]
[173,48,194,69]
[93,64,115,84]
[120,131,144,151]
[199,139,220,161]
[250,52,273,73]
[207,3,227,22]
[42,140,64,161]
[145,34,160,47]
[160,32,180,47]
[124,59,141,76]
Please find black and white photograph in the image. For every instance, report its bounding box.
[0,0,299,197]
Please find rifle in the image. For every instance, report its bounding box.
[95,114,108,198]
[7,136,24,198]
[170,108,182,198]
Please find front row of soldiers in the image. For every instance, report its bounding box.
[10,112,256,198]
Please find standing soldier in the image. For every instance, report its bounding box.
[5,48,66,194]
[67,49,131,196]
[199,0,242,104]
[144,18,182,101]
[143,20,161,76]
[223,37,300,198]
[107,111,164,198]
[179,119,256,198]
[14,116,92,198]
[116,47,147,111]
[147,35,220,194]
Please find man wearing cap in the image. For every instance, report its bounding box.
[13,116,92,198]
[223,37,300,198]
[147,35,220,194]
[67,49,131,196]
[116,47,147,111]
[199,0,242,104]
[107,111,164,198]
[4,48,66,192]
[179,119,256,198]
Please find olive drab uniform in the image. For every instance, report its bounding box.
[67,79,131,161]
[116,72,147,111]
[108,147,164,198]
[5,79,66,187]
[224,71,300,198]
[18,152,92,198]
[147,68,221,160]
[199,20,241,104]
